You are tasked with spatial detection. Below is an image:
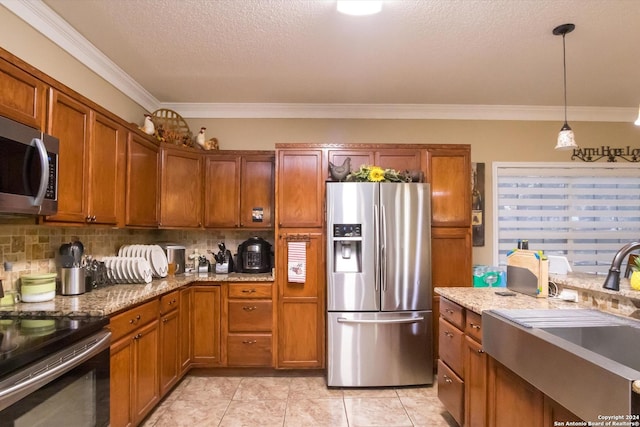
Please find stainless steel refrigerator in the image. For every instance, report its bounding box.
[326,182,433,387]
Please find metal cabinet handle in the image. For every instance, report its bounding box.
[162,318,169,323]
[241,289,256,293]
[478,349,484,354]
[242,340,257,344]
[129,314,141,325]
[443,375,453,384]
[444,331,453,338]
[445,308,454,314]
[133,333,142,340]
[242,306,257,311]
[469,323,481,330]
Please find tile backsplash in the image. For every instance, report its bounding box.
[0,224,274,291]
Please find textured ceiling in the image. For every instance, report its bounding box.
[38,0,640,110]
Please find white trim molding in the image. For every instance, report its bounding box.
[3,0,638,122]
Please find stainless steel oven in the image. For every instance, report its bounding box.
[0,316,110,427]
[0,115,58,216]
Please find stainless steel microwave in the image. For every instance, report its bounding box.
[0,115,58,216]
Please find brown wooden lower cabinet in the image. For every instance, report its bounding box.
[191,285,222,366]
[488,357,544,427]
[464,335,487,427]
[159,291,180,396]
[109,301,160,427]
[179,287,192,375]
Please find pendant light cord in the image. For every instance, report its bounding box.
[562,33,568,124]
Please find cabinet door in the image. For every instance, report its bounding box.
[126,132,159,227]
[204,154,240,227]
[240,155,274,228]
[160,147,203,228]
[179,287,192,375]
[432,227,472,288]
[159,309,179,396]
[426,147,471,227]
[191,285,221,366]
[277,150,324,227]
[89,113,125,225]
[488,358,544,427]
[133,319,160,424]
[375,149,422,171]
[110,336,133,427]
[46,90,90,223]
[277,232,325,368]
[0,58,46,129]
[465,336,488,427]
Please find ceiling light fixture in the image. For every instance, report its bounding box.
[337,1,383,16]
[553,23,578,151]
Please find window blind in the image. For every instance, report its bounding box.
[493,162,640,274]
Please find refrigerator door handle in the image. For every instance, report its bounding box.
[374,204,380,292]
[337,317,425,324]
[381,204,387,292]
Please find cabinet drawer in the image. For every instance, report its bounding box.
[438,359,464,426]
[110,299,159,342]
[440,297,465,329]
[228,301,272,332]
[227,334,272,366]
[228,283,272,299]
[438,317,464,377]
[159,290,180,315]
[465,310,482,343]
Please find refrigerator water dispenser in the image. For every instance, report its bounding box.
[332,224,362,273]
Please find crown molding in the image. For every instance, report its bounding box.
[3,1,638,122]
[1,0,160,112]
[163,102,637,122]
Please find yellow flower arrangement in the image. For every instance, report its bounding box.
[346,165,411,183]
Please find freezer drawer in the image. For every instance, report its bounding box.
[327,311,433,387]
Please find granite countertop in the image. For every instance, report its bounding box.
[434,287,584,314]
[0,272,274,318]
[436,271,640,317]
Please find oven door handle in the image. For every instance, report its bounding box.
[0,329,111,412]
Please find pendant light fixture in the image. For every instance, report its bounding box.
[553,23,578,150]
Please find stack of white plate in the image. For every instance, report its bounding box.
[118,244,168,278]
[102,257,153,284]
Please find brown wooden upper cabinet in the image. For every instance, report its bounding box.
[0,57,47,130]
[159,145,203,228]
[126,132,160,227]
[204,152,274,229]
[46,89,125,226]
[426,147,471,227]
[327,148,422,178]
[277,150,324,228]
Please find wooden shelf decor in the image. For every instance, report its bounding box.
[151,108,193,147]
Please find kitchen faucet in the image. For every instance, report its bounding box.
[602,241,640,291]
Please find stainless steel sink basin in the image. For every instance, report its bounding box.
[543,325,640,372]
[483,309,640,421]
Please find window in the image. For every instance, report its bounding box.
[493,162,640,274]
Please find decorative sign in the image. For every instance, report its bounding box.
[572,146,640,162]
[252,207,264,222]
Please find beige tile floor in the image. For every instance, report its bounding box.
[141,373,457,427]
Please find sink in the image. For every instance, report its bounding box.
[542,325,640,372]
[483,309,640,421]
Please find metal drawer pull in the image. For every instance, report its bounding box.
[443,375,453,384]
[445,308,454,314]
[242,306,257,311]
[469,323,481,329]
[444,331,453,338]
[242,340,257,344]
[133,333,142,340]
[241,289,256,293]
[478,349,484,354]
[129,314,141,325]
